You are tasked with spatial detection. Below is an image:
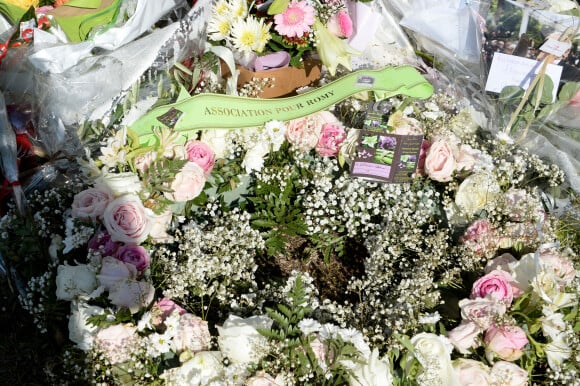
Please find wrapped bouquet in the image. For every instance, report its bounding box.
[0,0,579,385]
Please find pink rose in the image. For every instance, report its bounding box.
[185,140,215,176]
[114,245,150,273]
[108,279,155,314]
[456,144,483,172]
[484,325,528,362]
[460,219,497,255]
[103,194,152,244]
[489,361,528,386]
[71,186,113,221]
[424,138,459,182]
[569,89,580,105]
[326,10,353,38]
[95,324,139,364]
[165,162,206,202]
[315,123,346,157]
[88,230,121,257]
[453,359,491,386]
[459,298,507,330]
[471,270,515,304]
[173,313,212,353]
[448,321,481,354]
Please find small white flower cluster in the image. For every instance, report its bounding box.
[154,208,264,310]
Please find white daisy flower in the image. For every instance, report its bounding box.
[229,0,248,19]
[230,16,271,57]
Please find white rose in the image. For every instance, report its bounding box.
[217,314,273,365]
[55,263,98,301]
[174,351,224,385]
[489,361,528,386]
[532,271,577,311]
[242,143,270,173]
[201,129,231,159]
[96,171,142,197]
[410,333,461,386]
[455,173,500,215]
[347,348,393,386]
[108,279,155,314]
[68,300,105,351]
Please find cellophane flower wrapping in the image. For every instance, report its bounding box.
[0,0,579,385]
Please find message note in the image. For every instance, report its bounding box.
[485,52,563,102]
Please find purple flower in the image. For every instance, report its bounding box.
[88,230,121,257]
[114,245,150,273]
[378,136,397,149]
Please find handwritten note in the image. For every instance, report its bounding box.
[485,53,563,102]
[540,39,572,57]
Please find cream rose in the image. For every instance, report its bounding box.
[347,348,393,386]
[453,358,491,386]
[455,173,500,215]
[217,314,273,365]
[96,171,142,197]
[447,321,481,354]
[489,361,528,386]
[410,333,461,386]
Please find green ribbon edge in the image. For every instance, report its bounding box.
[132,65,434,145]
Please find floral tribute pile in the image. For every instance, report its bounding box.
[0,0,579,385]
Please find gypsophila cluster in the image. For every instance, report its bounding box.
[153,207,264,315]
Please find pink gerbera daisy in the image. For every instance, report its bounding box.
[273,1,315,38]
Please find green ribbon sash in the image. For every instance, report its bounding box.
[132,65,434,145]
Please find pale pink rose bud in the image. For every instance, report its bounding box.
[459,297,507,330]
[424,138,459,182]
[484,325,528,362]
[94,324,139,364]
[71,186,113,221]
[453,359,491,386]
[489,361,528,386]
[448,321,481,354]
[172,313,212,354]
[164,162,206,202]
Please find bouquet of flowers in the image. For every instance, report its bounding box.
[0,0,579,385]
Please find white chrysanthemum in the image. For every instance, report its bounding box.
[230,16,271,56]
[228,0,248,19]
[214,0,231,16]
[207,14,233,42]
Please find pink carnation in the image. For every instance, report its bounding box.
[315,123,346,157]
[274,1,315,38]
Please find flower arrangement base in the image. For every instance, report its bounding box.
[222,60,322,98]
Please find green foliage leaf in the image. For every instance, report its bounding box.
[557,81,580,102]
[267,0,290,15]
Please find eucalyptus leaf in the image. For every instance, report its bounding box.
[498,85,525,103]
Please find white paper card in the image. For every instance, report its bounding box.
[485,53,563,102]
[539,38,572,57]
